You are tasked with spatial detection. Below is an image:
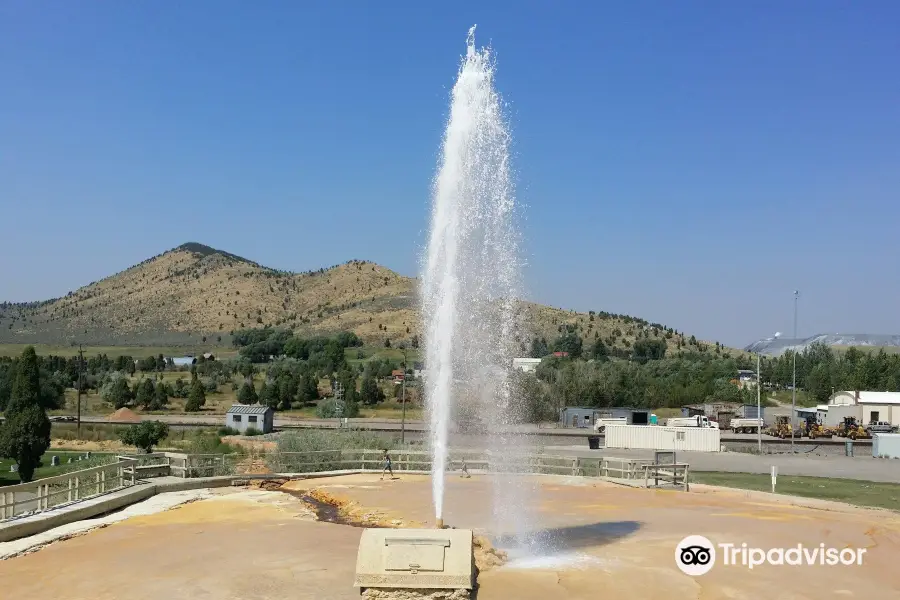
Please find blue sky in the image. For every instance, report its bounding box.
[2,2,899,347]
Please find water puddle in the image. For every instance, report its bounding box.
[280,489,376,528]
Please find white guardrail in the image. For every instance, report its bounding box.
[0,458,138,520]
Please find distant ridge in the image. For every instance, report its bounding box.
[0,242,740,355]
[745,333,900,356]
[174,242,261,267]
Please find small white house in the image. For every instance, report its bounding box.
[512,358,542,373]
[225,404,275,434]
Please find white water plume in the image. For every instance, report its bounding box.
[421,26,526,524]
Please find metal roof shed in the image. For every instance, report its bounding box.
[225,404,274,434]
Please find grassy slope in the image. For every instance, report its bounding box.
[0,344,238,359]
[0,451,115,487]
[690,471,900,511]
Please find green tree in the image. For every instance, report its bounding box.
[135,378,156,409]
[360,373,384,405]
[632,339,666,364]
[119,421,170,453]
[260,379,279,409]
[590,338,608,361]
[185,378,206,412]
[238,381,259,404]
[530,337,549,358]
[150,380,169,410]
[298,374,319,404]
[277,377,295,411]
[173,377,188,398]
[102,374,133,408]
[0,347,51,482]
[551,331,582,358]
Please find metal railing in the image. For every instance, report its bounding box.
[0,458,138,520]
[262,449,659,480]
[0,449,690,522]
[642,463,691,491]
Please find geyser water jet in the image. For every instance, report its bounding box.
[421,26,525,528]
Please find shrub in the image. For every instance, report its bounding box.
[269,429,396,472]
[244,426,262,436]
[182,432,241,455]
[218,426,240,436]
[315,397,359,418]
[119,421,170,453]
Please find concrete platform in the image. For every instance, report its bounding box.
[1,474,898,599]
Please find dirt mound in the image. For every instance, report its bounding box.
[108,408,141,423]
[473,535,507,572]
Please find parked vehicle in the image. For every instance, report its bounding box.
[802,415,831,439]
[666,415,716,428]
[593,417,627,433]
[730,418,764,434]
[835,417,871,440]
[866,421,895,434]
[767,415,801,439]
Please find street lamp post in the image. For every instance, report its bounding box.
[757,331,781,454]
[791,290,799,455]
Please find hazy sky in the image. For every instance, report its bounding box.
[2,2,899,347]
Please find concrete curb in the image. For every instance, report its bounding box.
[0,478,233,543]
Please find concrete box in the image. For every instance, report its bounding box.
[354,528,474,591]
[872,433,900,459]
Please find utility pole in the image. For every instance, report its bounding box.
[400,347,408,445]
[756,351,762,454]
[76,345,84,437]
[333,380,344,429]
[791,290,799,455]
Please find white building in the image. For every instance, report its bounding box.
[512,358,542,373]
[826,391,900,427]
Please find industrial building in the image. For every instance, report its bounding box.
[559,407,653,429]
[681,403,761,429]
[225,404,275,434]
[824,391,900,427]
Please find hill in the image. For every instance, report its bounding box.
[0,243,740,356]
[745,333,900,357]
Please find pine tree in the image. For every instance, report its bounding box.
[261,380,279,410]
[136,378,156,409]
[0,347,51,482]
[151,380,169,410]
[185,378,206,412]
[238,381,258,404]
[360,373,384,406]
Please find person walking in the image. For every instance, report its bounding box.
[381,449,394,480]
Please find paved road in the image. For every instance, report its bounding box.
[542,444,900,484]
[69,415,869,446]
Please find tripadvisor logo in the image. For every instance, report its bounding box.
[675,535,867,575]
